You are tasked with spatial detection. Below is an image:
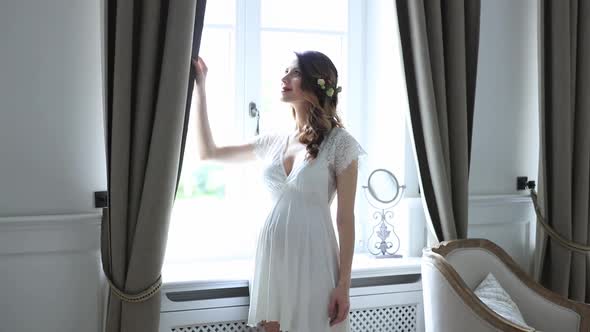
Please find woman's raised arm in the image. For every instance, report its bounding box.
[192,57,257,163]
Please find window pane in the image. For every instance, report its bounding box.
[199,27,237,145]
[364,0,406,181]
[165,169,269,265]
[259,31,347,133]
[261,0,347,31]
[164,25,243,274]
[204,0,235,26]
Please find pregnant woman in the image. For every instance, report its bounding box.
[192,50,364,332]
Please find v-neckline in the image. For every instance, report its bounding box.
[279,129,334,178]
[280,134,305,178]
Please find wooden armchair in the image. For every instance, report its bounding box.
[422,239,590,332]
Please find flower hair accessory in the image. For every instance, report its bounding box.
[317,78,342,98]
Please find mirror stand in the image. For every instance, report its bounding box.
[362,169,406,258]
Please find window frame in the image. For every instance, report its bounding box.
[163,0,424,285]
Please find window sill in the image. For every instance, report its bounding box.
[162,253,421,291]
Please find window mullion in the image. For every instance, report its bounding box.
[234,0,246,139]
[348,0,367,254]
[240,0,262,139]
[347,0,365,139]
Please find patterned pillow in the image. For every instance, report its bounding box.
[474,273,531,328]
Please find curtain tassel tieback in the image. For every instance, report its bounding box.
[530,189,590,254]
[105,274,162,303]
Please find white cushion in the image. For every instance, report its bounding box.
[474,273,531,328]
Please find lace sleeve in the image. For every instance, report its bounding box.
[331,129,367,176]
[252,133,280,160]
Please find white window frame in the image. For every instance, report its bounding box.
[234,0,364,139]
[163,0,425,285]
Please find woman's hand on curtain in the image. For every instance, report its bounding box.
[192,57,208,86]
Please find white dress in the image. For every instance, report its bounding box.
[247,127,365,332]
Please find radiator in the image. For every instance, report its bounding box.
[160,274,424,332]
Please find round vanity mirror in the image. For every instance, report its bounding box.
[366,169,401,204]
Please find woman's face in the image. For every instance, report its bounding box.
[280,59,305,104]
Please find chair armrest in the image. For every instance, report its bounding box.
[429,239,590,332]
[422,255,534,332]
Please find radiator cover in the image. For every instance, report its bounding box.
[160,274,424,332]
[169,304,418,332]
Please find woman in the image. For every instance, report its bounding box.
[192,50,364,332]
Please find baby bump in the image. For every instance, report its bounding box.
[259,194,340,272]
[262,193,334,247]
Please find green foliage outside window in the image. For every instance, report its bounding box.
[175,164,225,200]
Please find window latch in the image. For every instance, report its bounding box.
[249,101,260,136]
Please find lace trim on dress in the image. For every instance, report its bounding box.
[324,128,367,176]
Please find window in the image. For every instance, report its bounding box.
[163,0,420,283]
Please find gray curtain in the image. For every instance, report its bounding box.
[101,1,206,331]
[396,0,481,241]
[537,0,590,302]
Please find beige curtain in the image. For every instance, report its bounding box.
[396,0,481,241]
[536,0,590,302]
[101,1,206,331]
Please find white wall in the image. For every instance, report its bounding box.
[0,0,106,215]
[470,0,539,195]
[468,0,539,271]
[0,0,106,331]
